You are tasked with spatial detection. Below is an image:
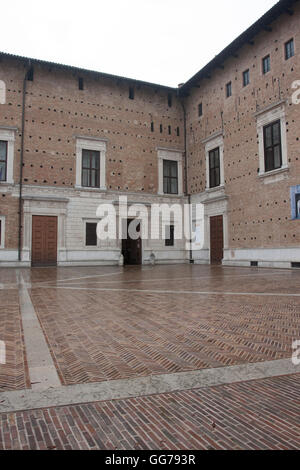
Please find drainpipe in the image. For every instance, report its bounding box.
[18,61,30,262]
[179,92,193,263]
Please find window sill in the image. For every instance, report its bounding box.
[75,185,107,192]
[205,185,225,193]
[258,166,289,179]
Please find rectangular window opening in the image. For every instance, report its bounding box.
[177,127,180,137]
[263,120,282,172]
[26,67,34,82]
[285,38,295,60]
[160,124,163,133]
[167,93,172,108]
[151,122,154,132]
[168,125,171,135]
[262,55,271,74]
[226,82,232,98]
[86,223,97,247]
[243,69,250,87]
[129,86,135,100]
[163,160,178,195]
[209,147,220,189]
[291,262,300,269]
[78,77,84,90]
[82,149,100,188]
[198,103,203,117]
[165,225,175,247]
[0,140,8,182]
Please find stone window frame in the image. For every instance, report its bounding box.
[0,127,17,185]
[202,131,225,191]
[0,80,5,105]
[83,219,100,249]
[75,136,107,191]
[0,216,5,249]
[157,148,183,196]
[255,100,288,179]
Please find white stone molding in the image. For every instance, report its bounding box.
[157,148,183,196]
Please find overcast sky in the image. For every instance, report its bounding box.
[1,0,277,87]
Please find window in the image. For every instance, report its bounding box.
[26,67,34,82]
[263,120,282,172]
[163,160,178,195]
[0,141,7,182]
[243,69,250,87]
[0,80,6,105]
[160,124,163,133]
[226,82,232,98]
[165,225,174,247]
[151,122,154,132]
[285,39,294,60]
[129,87,134,100]
[262,55,270,74]
[176,127,180,137]
[82,149,100,187]
[78,77,84,90]
[296,194,300,219]
[168,125,171,135]
[168,93,172,107]
[85,223,97,246]
[209,147,220,188]
[198,103,203,117]
[0,217,4,248]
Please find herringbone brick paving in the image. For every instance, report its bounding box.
[0,289,30,392]
[26,265,300,385]
[0,373,299,450]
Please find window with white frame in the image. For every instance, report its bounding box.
[76,137,107,190]
[0,216,5,249]
[202,132,224,190]
[0,127,16,184]
[158,148,183,196]
[256,101,288,177]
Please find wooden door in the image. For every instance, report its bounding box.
[122,219,142,265]
[210,215,224,265]
[32,216,58,266]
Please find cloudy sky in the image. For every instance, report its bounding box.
[1,0,277,87]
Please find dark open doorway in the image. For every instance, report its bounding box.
[122,219,142,265]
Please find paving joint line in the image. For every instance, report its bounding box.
[0,358,299,414]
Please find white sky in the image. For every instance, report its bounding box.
[1,0,277,87]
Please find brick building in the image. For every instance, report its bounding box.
[0,0,299,268]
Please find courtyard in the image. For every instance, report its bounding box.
[0,264,300,449]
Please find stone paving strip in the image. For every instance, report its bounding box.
[18,274,61,391]
[0,373,299,450]
[0,358,299,414]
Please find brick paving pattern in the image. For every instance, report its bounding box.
[0,290,30,392]
[0,373,299,450]
[27,265,300,385]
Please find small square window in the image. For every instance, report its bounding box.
[285,39,294,60]
[129,87,135,100]
[243,69,250,87]
[86,223,97,246]
[78,77,84,90]
[226,82,232,98]
[198,103,203,117]
[262,55,271,74]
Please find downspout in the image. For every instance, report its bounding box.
[179,92,193,263]
[18,61,30,261]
